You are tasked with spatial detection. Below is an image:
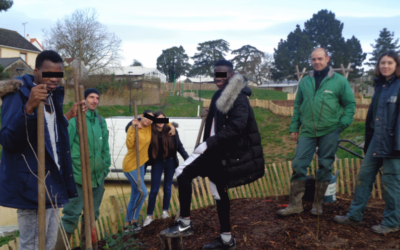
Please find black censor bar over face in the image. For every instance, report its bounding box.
[143,113,169,123]
[215,72,227,78]
[42,72,64,78]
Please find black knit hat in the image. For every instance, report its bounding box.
[84,88,100,99]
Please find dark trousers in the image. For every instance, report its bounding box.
[177,153,231,232]
[147,158,175,215]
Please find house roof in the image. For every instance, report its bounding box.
[0,57,32,70]
[0,28,41,53]
[64,58,76,64]
[30,38,44,51]
[108,66,162,76]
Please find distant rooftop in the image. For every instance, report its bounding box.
[0,28,41,52]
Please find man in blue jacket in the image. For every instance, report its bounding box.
[0,50,85,250]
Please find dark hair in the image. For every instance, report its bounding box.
[35,50,63,69]
[374,51,400,78]
[143,109,152,115]
[151,111,174,159]
[214,59,234,72]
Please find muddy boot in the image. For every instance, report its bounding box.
[276,180,305,216]
[54,228,72,250]
[311,180,330,216]
[80,223,86,250]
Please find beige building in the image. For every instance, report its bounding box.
[0,28,41,69]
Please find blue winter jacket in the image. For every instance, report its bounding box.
[0,74,77,209]
[365,76,400,158]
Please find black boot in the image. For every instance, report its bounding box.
[276,180,306,216]
[311,180,330,215]
[203,236,236,250]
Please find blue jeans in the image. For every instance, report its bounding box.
[147,158,175,215]
[347,137,400,228]
[124,164,148,222]
[17,208,59,250]
[291,128,340,182]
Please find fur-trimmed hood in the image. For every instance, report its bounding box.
[0,79,23,98]
[216,73,248,114]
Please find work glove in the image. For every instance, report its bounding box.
[194,142,207,154]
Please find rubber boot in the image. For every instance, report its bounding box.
[276,180,306,216]
[311,180,330,216]
[80,222,86,250]
[54,228,72,250]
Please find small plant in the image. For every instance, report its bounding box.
[103,230,143,250]
[187,96,194,103]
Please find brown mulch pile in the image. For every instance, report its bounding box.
[272,100,370,109]
[78,195,399,249]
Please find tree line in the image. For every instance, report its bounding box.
[156,10,399,84]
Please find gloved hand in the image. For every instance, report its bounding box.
[194,142,207,154]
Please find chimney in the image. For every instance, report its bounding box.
[26,34,30,40]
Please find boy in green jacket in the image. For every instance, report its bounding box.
[277,48,356,217]
[55,88,111,249]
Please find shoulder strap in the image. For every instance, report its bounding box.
[97,114,103,133]
[75,114,103,134]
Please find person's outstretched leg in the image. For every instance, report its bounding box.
[204,184,236,249]
[161,158,175,218]
[160,154,214,237]
[312,128,340,215]
[145,161,163,227]
[371,158,400,234]
[334,138,379,225]
[277,136,315,216]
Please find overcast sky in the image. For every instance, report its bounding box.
[1,0,399,69]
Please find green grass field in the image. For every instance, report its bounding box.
[0,89,365,162]
[191,88,287,100]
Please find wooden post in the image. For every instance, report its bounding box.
[37,101,46,250]
[79,85,98,250]
[73,68,92,249]
[132,101,144,223]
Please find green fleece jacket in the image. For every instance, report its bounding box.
[68,110,111,188]
[289,67,356,137]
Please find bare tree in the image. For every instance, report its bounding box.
[253,53,273,85]
[43,8,122,74]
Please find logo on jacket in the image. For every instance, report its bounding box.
[324,90,333,94]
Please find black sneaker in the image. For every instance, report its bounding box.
[159,220,194,238]
[203,236,236,249]
[124,222,141,233]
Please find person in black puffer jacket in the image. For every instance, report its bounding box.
[160,60,265,250]
[334,51,400,235]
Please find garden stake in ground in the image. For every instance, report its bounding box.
[73,68,93,250]
[37,100,46,250]
[79,85,98,250]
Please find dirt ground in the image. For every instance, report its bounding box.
[272,100,370,109]
[79,194,400,250]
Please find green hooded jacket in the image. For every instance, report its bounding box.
[68,110,111,188]
[289,67,356,137]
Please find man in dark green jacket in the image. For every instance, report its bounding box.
[55,88,111,250]
[277,48,356,217]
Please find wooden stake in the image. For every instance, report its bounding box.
[79,85,98,250]
[73,68,92,250]
[37,101,46,250]
[345,159,351,196]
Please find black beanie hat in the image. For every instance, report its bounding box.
[84,88,100,99]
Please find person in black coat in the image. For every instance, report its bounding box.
[334,51,400,234]
[160,60,265,249]
[143,111,189,227]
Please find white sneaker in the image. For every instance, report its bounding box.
[143,216,153,227]
[162,211,170,219]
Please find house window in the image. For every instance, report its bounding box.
[20,52,27,62]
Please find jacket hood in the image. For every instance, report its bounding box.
[0,79,23,98]
[308,66,335,78]
[216,73,247,114]
[241,86,252,97]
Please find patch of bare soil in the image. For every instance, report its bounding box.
[84,194,400,249]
